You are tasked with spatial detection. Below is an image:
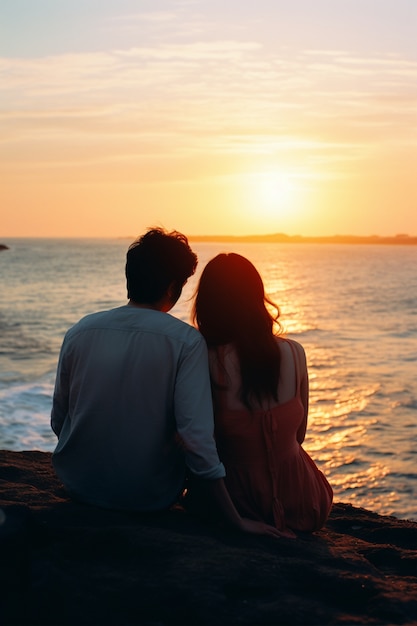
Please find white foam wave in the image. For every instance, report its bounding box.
[0,378,56,451]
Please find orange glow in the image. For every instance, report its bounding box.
[1,4,416,238]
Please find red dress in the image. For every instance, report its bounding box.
[212,340,333,532]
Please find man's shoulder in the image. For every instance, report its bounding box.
[64,307,123,337]
[150,311,202,345]
[64,306,202,346]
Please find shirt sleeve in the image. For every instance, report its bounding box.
[174,334,226,480]
[51,338,70,437]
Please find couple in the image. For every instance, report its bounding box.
[51,228,332,538]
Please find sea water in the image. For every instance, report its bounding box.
[1,237,416,521]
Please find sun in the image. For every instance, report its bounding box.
[252,172,297,217]
[258,173,294,211]
[232,168,311,232]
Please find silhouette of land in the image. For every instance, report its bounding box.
[189,233,417,245]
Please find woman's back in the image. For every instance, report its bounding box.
[209,338,333,532]
[194,252,332,532]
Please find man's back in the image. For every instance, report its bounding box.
[51,305,223,511]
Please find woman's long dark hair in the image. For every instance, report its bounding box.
[193,253,282,409]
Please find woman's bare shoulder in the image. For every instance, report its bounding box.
[276,336,307,363]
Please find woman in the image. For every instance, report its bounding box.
[193,253,333,534]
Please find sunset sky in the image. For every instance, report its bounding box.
[1,0,416,238]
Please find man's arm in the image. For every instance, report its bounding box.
[174,334,226,479]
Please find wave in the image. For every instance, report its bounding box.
[0,378,55,451]
[390,471,417,481]
[287,327,325,338]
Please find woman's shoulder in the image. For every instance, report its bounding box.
[276,336,307,364]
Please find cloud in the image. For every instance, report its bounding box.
[0,42,416,175]
[107,11,178,24]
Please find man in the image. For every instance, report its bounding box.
[51,227,283,536]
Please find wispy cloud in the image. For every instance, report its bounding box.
[1,41,416,178]
[107,11,178,24]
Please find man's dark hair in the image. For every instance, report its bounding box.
[126,228,198,305]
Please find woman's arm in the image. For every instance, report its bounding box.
[294,341,309,444]
[207,478,296,538]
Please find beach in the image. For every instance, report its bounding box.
[1,450,417,626]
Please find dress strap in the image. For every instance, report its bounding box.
[282,338,301,397]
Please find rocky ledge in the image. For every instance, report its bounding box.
[1,450,416,625]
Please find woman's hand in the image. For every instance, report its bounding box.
[238,517,296,539]
[206,478,297,538]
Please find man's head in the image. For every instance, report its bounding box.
[126,228,198,307]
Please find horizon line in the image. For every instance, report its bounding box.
[1,232,417,245]
[187,232,417,243]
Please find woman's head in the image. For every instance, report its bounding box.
[193,253,280,346]
[194,253,282,409]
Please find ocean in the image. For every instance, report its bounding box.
[1,237,416,521]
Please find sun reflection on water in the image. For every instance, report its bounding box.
[332,463,399,517]
[302,375,398,513]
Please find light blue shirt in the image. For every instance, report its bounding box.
[51,305,225,511]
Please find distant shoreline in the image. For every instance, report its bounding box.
[188,233,417,245]
[1,235,416,246]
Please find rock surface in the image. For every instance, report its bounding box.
[1,450,416,625]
